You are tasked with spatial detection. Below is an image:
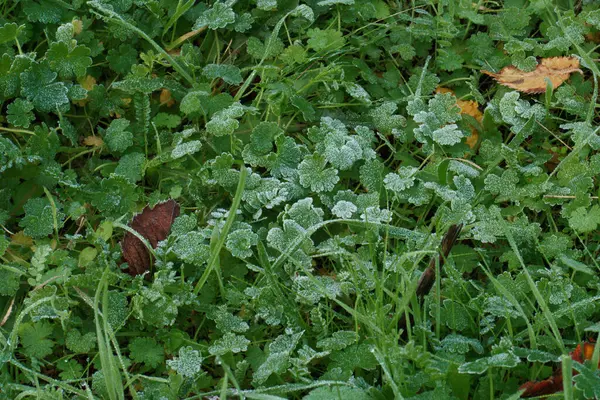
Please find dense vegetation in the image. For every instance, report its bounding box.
[1,0,600,398]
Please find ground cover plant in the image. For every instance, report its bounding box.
[2,0,600,398]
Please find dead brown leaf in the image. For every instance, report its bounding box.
[121,200,180,276]
[482,57,583,94]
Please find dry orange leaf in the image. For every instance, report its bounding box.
[482,57,582,94]
[435,87,483,149]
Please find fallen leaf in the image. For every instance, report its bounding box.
[121,200,180,276]
[435,87,483,149]
[520,342,597,398]
[482,56,583,94]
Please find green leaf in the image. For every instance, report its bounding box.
[66,329,97,353]
[170,231,210,264]
[6,98,35,128]
[19,197,65,238]
[114,152,146,183]
[304,386,370,400]
[298,153,339,193]
[167,346,203,378]
[208,333,250,356]
[57,359,84,380]
[206,102,247,136]
[207,305,249,333]
[171,140,202,160]
[307,28,345,51]
[20,62,69,113]
[46,41,92,79]
[202,64,242,85]
[193,2,236,30]
[0,265,21,296]
[226,229,258,259]
[103,118,133,153]
[153,112,181,129]
[458,352,520,374]
[19,321,55,359]
[439,334,484,354]
[0,23,24,45]
[129,337,165,368]
[316,331,358,351]
[106,44,138,75]
[573,362,600,398]
[22,0,63,23]
[568,205,600,233]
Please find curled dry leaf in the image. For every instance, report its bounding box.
[482,56,583,94]
[121,199,180,276]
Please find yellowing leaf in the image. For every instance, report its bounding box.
[83,136,103,147]
[160,88,175,107]
[11,231,33,247]
[72,19,83,35]
[482,57,582,94]
[79,75,96,91]
[435,87,483,149]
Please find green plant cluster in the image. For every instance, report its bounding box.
[1,0,600,398]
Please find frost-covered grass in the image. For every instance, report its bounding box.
[1,1,600,399]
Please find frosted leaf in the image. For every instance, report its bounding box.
[226,229,258,259]
[423,182,456,202]
[208,333,250,356]
[439,334,484,354]
[289,5,314,23]
[484,296,521,318]
[316,331,358,351]
[207,305,249,333]
[454,175,475,200]
[206,102,247,136]
[257,0,276,10]
[170,231,210,264]
[193,2,235,30]
[332,200,357,219]
[293,275,341,304]
[432,124,464,146]
[298,153,339,193]
[253,351,289,385]
[344,82,371,103]
[448,160,480,178]
[318,0,354,5]
[171,140,202,159]
[167,346,203,378]
[384,166,418,193]
[498,91,520,125]
[286,197,324,229]
[459,352,520,374]
[370,101,406,134]
[472,205,502,243]
[360,207,391,223]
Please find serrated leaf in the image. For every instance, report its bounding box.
[208,333,250,356]
[46,41,92,79]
